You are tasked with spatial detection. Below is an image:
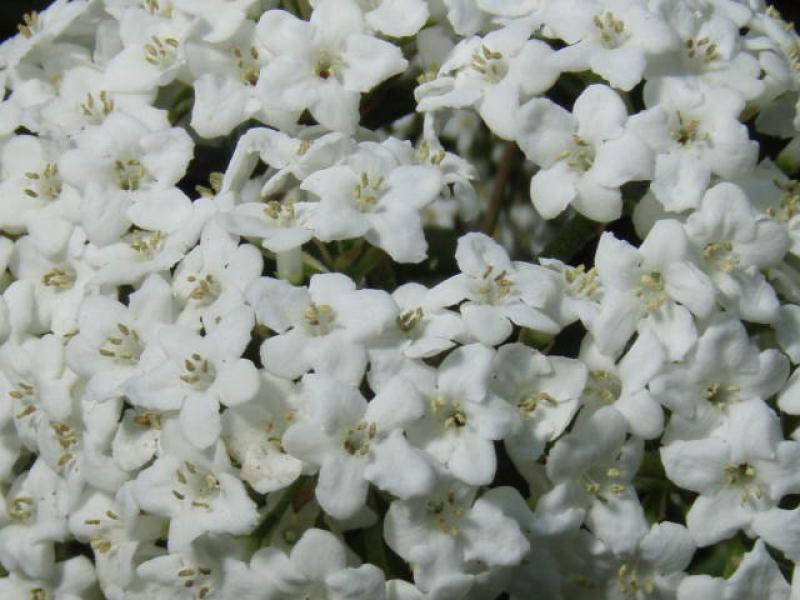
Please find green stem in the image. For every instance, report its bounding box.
[252,477,306,541]
[348,246,388,281]
[313,239,336,269]
[480,141,519,235]
[540,212,605,263]
[303,251,330,275]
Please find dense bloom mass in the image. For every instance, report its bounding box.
[1,0,800,598]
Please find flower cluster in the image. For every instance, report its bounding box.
[1,0,800,598]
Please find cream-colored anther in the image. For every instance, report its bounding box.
[471,44,507,83]
[180,353,216,391]
[342,421,377,456]
[143,35,180,68]
[703,241,740,273]
[396,306,423,333]
[80,90,115,123]
[99,322,144,365]
[634,271,667,312]
[17,12,38,38]
[9,496,35,521]
[518,391,559,415]
[24,162,61,200]
[686,36,719,62]
[565,265,600,298]
[593,12,628,49]
[304,302,335,335]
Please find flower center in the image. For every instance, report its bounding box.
[518,391,559,415]
[115,159,149,191]
[353,172,384,212]
[724,463,764,502]
[593,12,628,49]
[11,381,38,419]
[471,44,508,83]
[315,49,341,80]
[175,563,213,598]
[233,46,260,86]
[180,353,216,391]
[431,394,467,429]
[476,264,513,304]
[80,90,115,124]
[51,422,80,467]
[672,113,710,146]
[9,496,35,521]
[634,271,667,312]
[173,461,221,512]
[703,382,741,409]
[133,409,163,429]
[143,35,180,69]
[23,162,61,200]
[263,199,297,226]
[585,370,622,406]
[616,563,656,597]
[582,466,627,501]
[767,183,800,222]
[685,36,719,64]
[703,241,740,273]
[129,230,166,259]
[142,0,173,17]
[564,265,600,298]
[42,267,76,290]
[186,273,221,304]
[342,421,377,456]
[99,322,144,365]
[425,491,465,536]
[17,11,39,38]
[557,136,595,172]
[396,307,423,333]
[304,302,336,336]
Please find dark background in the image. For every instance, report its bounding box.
[0,0,799,41]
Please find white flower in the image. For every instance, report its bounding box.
[283,373,433,519]
[678,539,790,600]
[417,22,559,139]
[125,306,259,449]
[186,20,301,138]
[366,282,466,391]
[405,344,518,485]
[630,80,758,212]
[172,222,263,332]
[11,230,97,336]
[654,315,788,438]
[0,556,98,600]
[492,343,587,469]
[225,528,386,600]
[517,84,652,222]
[67,484,163,594]
[247,273,396,385]
[428,232,559,346]
[384,478,530,592]
[0,135,67,236]
[545,406,648,554]
[66,275,174,402]
[301,140,443,263]
[221,372,305,494]
[0,458,69,580]
[256,0,408,133]
[683,182,789,323]
[546,0,679,91]
[591,221,715,361]
[661,401,800,546]
[132,422,259,551]
[311,0,430,38]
